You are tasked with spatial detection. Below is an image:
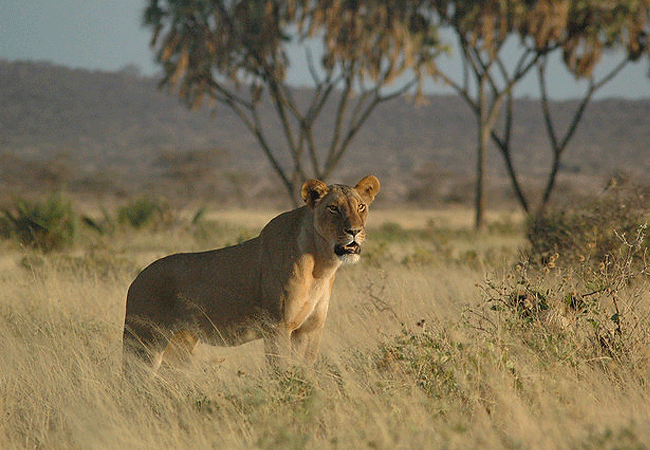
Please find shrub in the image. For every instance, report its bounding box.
[0,215,12,240]
[117,197,171,229]
[377,327,469,404]
[1,193,77,252]
[473,224,650,368]
[80,206,116,237]
[525,185,650,268]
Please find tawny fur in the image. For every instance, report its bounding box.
[122,175,379,370]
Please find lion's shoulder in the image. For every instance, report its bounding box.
[260,206,308,241]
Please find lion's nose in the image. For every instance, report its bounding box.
[346,228,362,237]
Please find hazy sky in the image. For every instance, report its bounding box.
[1,0,649,100]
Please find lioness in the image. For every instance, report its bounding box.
[123,175,379,370]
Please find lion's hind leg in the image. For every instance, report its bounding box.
[161,330,200,367]
[122,320,169,374]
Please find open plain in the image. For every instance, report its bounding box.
[1,204,649,449]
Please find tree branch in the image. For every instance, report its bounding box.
[536,55,631,214]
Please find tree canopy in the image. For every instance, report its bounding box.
[424,0,650,227]
[143,0,442,202]
[144,0,649,213]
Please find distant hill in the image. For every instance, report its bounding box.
[1,59,648,207]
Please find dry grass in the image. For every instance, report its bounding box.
[1,207,649,449]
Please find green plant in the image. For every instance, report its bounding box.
[117,197,171,229]
[1,193,77,252]
[377,327,467,403]
[402,247,438,267]
[191,206,207,226]
[0,214,12,239]
[473,223,650,369]
[80,206,116,236]
[19,252,137,280]
[525,186,650,268]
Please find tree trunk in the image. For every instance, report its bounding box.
[474,78,489,231]
[535,152,561,217]
[290,171,303,207]
[475,131,486,231]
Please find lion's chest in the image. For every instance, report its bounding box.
[285,276,332,331]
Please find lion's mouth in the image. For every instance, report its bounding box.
[334,242,361,256]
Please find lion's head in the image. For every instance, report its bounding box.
[301,175,380,264]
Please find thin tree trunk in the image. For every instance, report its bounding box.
[491,93,530,214]
[498,143,530,214]
[475,131,486,230]
[474,76,490,231]
[534,56,628,217]
[536,154,561,216]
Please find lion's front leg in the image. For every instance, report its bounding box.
[291,327,324,365]
[264,325,292,370]
[290,299,329,365]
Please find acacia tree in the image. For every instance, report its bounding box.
[531,0,650,215]
[143,0,440,203]
[427,1,552,229]
[425,0,649,227]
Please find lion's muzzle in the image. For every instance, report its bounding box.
[334,241,361,257]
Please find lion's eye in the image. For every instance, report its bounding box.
[327,205,339,214]
[358,203,366,212]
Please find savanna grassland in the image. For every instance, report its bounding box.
[1,194,650,449]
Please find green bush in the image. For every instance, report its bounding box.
[0,215,12,240]
[525,186,650,268]
[475,224,649,366]
[117,197,171,229]
[1,193,77,252]
[80,206,116,236]
[377,327,469,404]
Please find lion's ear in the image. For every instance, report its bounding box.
[355,175,380,205]
[301,179,329,208]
